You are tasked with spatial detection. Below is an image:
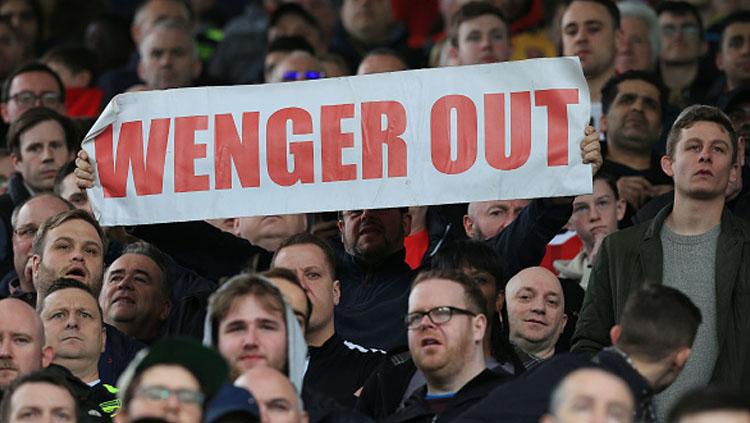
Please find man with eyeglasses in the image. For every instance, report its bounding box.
[115,336,227,423]
[384,268,508,422]
[1,62,65,125]
[655,1,709,109]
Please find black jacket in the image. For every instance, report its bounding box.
[384,369,508,423]
[0,173,31,277]
[356,348,417,420]
[99,323,145,386]
[304,332,386,407]
[302,386,375,423]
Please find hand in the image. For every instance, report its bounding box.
[616,176,653,209]
[580,125,602,175]
[74,149,95,189]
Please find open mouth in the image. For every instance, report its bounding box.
[421,338,441,347]
[64,266,87,281]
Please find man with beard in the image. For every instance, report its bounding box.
[599,71,673,213]
[385,269,507,422]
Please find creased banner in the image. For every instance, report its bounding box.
[81,57,592,226]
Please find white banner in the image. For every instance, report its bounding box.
[81,57,592,226]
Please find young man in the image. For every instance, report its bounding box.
[573,105,750,419]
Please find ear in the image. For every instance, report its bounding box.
[660,154,674,178]
[559,313,568,335]
[401,212,412,237]
[11,152,22,171]
[231,218,241,237]
[72,70,92,88]
[1,103,9,124]
[337,219,345,240]
[716,51,724,71]
[473,312,487,342]
[463,214,474,238]
[609,324,622,345]
[159,299,172,321]
[30,254,41,282]
[41,345,54,368]
[495,290,505,313]
[600,114,608,134]
[332,280,341,306]
[449,45,459,62]
[674,347,691,370]
[615,198,626,221]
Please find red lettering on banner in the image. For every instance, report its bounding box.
[94,119,170,198]
[484,92,531,170]
[321,104,356,182]
[267,107,315,186]
[174,115,210,192]
[430,95,477,174]
[535,89,579,166]
[214,112,260,189]
[361,101,407,179]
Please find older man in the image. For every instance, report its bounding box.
[0,298,53,394]
[236,366,309,423]
[132,18,202,91]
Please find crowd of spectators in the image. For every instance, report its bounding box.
[0,0,748,422]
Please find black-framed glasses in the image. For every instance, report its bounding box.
[282,70,325,81]
[10,90,62,108]
[136,386,205,406]
[405,306,477,329]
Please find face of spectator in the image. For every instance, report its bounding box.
[678,411,750,423]
[0,23,24,80]
[273,243,340,336]
[0,299,52,389]
[659,12,703,65]
[1,71,64,124]
[561,0,619,79]
[570,179,625,254]
[267,276,309,335]
[138,27,200,90]
[100,253,169,330]
[11,119,72,192]
[407,278,485,380]
[41,288,106,364]
[57,173,92,215]
[356,53,407,74]
[7,382,77,423]
[32,219,105,298]
[341,0,393,43]
[133,0,190,45]
[505,267,566,357]
[269,14,323,54]
[124,364,203,423]
[462,265,500,317]
[464,199,529,241]
[616,16,652,72]
[338,208,410,263]
[0,0,38,48]
[662,121,735,201]
[269,51,324,83]
[543,369,634,423]
[717,21,750,91]
[217,294,288,379]
[234,214,307,252]
[452,14,510,65]
[237,366,308,423]
[12,195,71,287]
[601,79,663,154]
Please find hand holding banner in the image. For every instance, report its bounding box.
[81,57,592,226]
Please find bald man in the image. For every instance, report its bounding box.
[0,298,53,393]
[505,267,567,368]
[236,366,308,423]
[541,368,635,423]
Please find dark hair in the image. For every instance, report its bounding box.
[40,277,104,322]
[656,1,704,40]
[665,104,737,163]
[616,284,702,362]
[1,62,65,103]
[594,171,620,200]
[0,368,79,422]
[412,268,486,317]
[32,208,107,258]
[361,47,409,70]
[564,0,621,29]
[262,267,312,330]
[449,1,507,47]
[6,107,79,158]
[266,35,315,55]
[270,2,321,33]
[115,241,173,299]
[207,273,287,347]
[667,386,750,423]
[41,45,99,85]
[601,70,667,116]
[275,232,337,280]
[719,10,750,50]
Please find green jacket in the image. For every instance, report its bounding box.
[572,205,750,387]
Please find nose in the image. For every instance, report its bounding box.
[65,314,80,329]
[41,144,55,162]
[589,203,601,221]
[115,275,134,290]
[0,337,12,357]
